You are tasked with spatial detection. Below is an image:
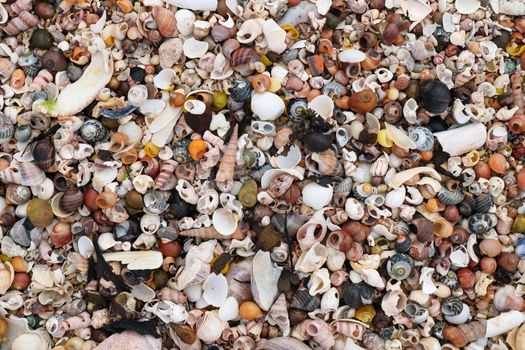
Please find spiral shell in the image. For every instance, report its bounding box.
[437,189,465,205]
[4,11,39,36]
[409,127,434,152]
[467,213,492,235]
[229,80,252,102]
[387,253,413,280]
[32,139,55,171]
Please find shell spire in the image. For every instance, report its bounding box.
[216,124,238,192]
[155,159,178,189]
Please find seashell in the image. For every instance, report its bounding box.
[159,38,184,69]
[307,319,335,349]
[229,80,252,102]
[295,243,327,273]
[89,331,161,350]
[34,51,114,118]
[251,92,285,121]
[230,47,262,76]
[331,319,368,340]
[152,6,177,37]
[251,251,282,311]
[467,213,492,235]
[387,253,414,280]
[438,188,465,205]
[256,336,313,350]
[348,89,378,114]
[267,293,290,336]
[409,127,434,152]
[219,296,239,321]
[291,288,321,312]
[59,188,83,213]
[203,273,228,307]
[302,183,333,210]
[339,49,367,63]
[0,161,46,187]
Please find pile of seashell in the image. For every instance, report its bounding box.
[1,0,525,349]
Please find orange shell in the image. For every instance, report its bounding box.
[10,69,25,89]
[487,153,508,174]
[251,74,271,93]
[188,139,208,161]
[239,301,263,320]
[348,89,378,114]
[95,191,119,209]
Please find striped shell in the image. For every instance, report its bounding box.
[230,48,261,76]
[437,188,465,205]
[474,193,493,213]
[0,161,46,187]
[59,188,84,213]
[155,159,178,189]
[387,253,413,280]
[441,296,463,316]
[216,125,238,192]
[409,127,434,152]
[334,177,353,193]
[467,213,492,235]
[32,139,55,171]
[3,10,39,36]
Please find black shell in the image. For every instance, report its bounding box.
[303,131,332,152]
[32,139,55,171]
[229,80,252,102]
[30,29,54,50]
[420,80,451,114]
[41,50,68,71]
[22,61,42,78]
[437,189,465,205]
[458,195,476,216]
[100,105,138,120]
[468,213,492,235]
[474,193,493,213]
[185,108,212,134]
[291,288,321,311]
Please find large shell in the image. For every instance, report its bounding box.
[251,251,282,311]
[0,161,46,187]
[152,6,178,37]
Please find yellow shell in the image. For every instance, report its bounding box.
[144,142,160,157]
[355,304,376,323]
[506,43,525,56]
[239,301,264,320]
[377,129,393,147]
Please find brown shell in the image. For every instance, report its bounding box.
[342,221,370,242]
[32,139,56,171]
[0,58,16,80]
[152,6,178,38]
[497,252,520,273]
[409,217,433,243]
[348,89,378,114]
[230,48,262,75]
[59,188,84,213]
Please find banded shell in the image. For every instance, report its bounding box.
[474,193,492,213]
[387,253,413,280]
[0,114,14,141]
[409,127,434,152]
[32,139,55,171]
[437,189,465,205]
[441,297,463,316]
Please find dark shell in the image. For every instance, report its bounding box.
[157,226,179,241]
[115,219,141,241]
[22,61,42,78]
[59,188,84,213]
[143,190,169,215]
[383,101,402,124]
[229,80,252,102]
[395,234,412,253]
[256,226,282,251]
[167,191,194,219]
[80,119,109,144]
[32,139,55,171]
[278,270,300,293]
[343,283,364,308]
[291,288,321,311]
[420,80,451,114]
[41,50,68,71]
[437,189,465,205]
[30,29,54,50]
[441,296,463,316]
[173,138,191,164]
[440,270,459,289]
[303,131,332,152]
[409,127,434,152]
[409,217,433,243]
[184,108,212,134]
[458,195,476,216]
[431,320,447,339]
[474,193,493,213]
[468,213,492,235]
[387,253,413,280]
[289,99,308,122]
[100,105,138,120]
[433,27,450,52]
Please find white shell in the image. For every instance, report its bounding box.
[272,145,302,169]
[212,208,238,236]
[339,49,366,63]
[400,0,432,23]
[77,236,95,258]
[261,168,304,189]
[295,242,328,273]
[12,334,47,350]
[153,69,175,90]
[218,296,239,321]
[444,303,471,324]
[183,38,209,58]
[385,186,406,208]
[251,251,282,311]
[251,92,285,121]
[434,123,487,156]
[345,198,365,220]
[308,268,331,295]
[203,273,228,307]
[361,268,385,289]
[184,283,202,302]
[455,0,480,14]
[175,9,196,36]
[196,310,227,343]
[102,251,163,270]
[320,287,339,311]
[262,19,287,54]
[302,183,333,210]
[308,95,334,120]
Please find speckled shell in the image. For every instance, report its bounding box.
[468,213,492,235]
[440,270,459,289]
[239,179,258,208]
[409,127,434,152]
[32,139,55,171]
[229,80,252,102]
[173,138,191,163]
[5,184,32,205]
[80,119,109,144]
[387,253,413,280]
[0,114,14,140]
[441,297,463,316]
[437,189,465,205]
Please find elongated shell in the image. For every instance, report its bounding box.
[216,125,238,192]
[0,161,46,187]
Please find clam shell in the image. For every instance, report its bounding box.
[308,95,334,121]
[455,0,480,14]
[251,250,282,311]
[203,273,228,307]
[339,49,366,63]
[302,183,333,210]
[183,38,209,59]
[251,92,285,121]
[212,208,239,236]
